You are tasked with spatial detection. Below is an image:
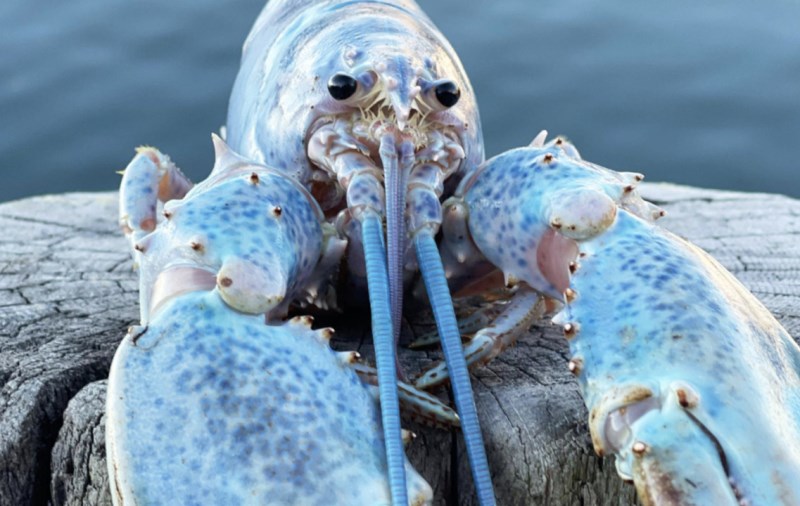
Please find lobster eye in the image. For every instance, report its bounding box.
[328,73,358,100]
[434,81,460,108]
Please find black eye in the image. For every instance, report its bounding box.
[327,73,358,100]
[434,81,460,108]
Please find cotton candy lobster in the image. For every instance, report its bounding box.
[109,0,497,504]
[430,131,800,504]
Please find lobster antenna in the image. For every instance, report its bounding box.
[380,134,413,373]
[361,212,408,505]
[415,229,497,506]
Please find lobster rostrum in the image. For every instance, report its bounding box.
[435,131,800,504]
[110,140,441,505]
[226,0,494,503]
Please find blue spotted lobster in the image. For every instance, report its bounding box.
[108,0,800,504]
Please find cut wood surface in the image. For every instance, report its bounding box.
[0,184,798,505]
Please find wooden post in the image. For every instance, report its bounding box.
[1,185,797,505]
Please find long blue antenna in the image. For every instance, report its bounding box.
[362,213,408,505]
[415,228,496,506]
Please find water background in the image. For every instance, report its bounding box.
[1,0,798,202]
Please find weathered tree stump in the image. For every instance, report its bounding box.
[1,185,798,505]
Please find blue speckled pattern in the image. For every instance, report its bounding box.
[111,142,433,505]
[107,292,430,505]
[130,148,325,322]
[569,211,800,503]
[457,140,800,503]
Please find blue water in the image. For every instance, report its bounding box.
[1,0,798,202]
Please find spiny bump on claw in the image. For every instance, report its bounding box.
[675,385,700,408]
[219,277,233,287]
[624,185,635,193]
[319,327,335,343]
[249,172,260,185]
[190,241,204,252]
[631,441,649,455]
[271,205,283,218]
[504,273,519,288]
[290,315,314,328]
[163,209,173,219]
[563,322,580,339]
[543,153,555,164]
[134,145,160,162]
[568,357,583,376]
[654,209,667,220]
[120,221,133,235]
[677,389,693,408]
[564,287,578,303]
[620,172,644,185]
[569,261,579,274]
[134,242,146,253]
[126,325,148,344]
[529,130,548,147]
[401,429,417,447]
[550,218,562,229]
[337,351,361,365]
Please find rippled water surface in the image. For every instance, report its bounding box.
[1,0,798,201]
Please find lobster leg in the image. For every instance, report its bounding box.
[352,363,460,428]
[413,287,543,390]
[408,300,502,349]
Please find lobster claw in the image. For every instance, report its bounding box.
[593,381,800,506]
[443,132,800,505]
[624,408,739,505]
[110,139,438,505]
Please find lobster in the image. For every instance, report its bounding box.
[108,0,800,502]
